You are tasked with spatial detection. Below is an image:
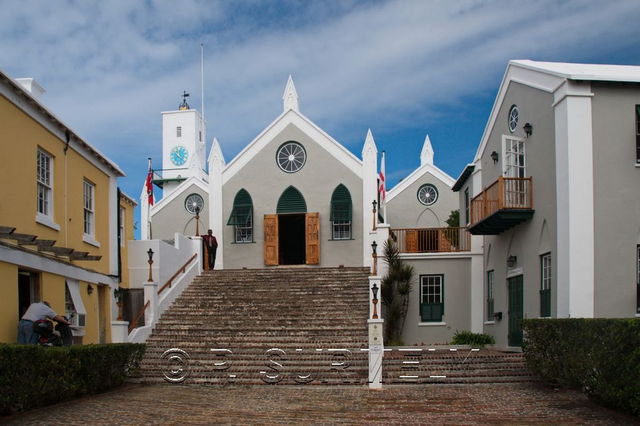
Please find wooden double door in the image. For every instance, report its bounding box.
[264,213,319,266]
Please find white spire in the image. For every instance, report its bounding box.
[282,75,299,112]
[420,134,434,166]
[362,128,378,157]
[207,137,226,166]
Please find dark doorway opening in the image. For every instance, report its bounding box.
[18,270,40,319]
[278,214,306,265]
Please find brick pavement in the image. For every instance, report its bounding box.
[4,383,637,425]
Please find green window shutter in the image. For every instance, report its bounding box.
[227,189,253,225]
[540,289,551,317]
[330,184,352,222]
[420,303,444,322]
[277,186,307,214]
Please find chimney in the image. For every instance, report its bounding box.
[15,78,46,101]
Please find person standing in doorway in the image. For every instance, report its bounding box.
[202,229,218,270]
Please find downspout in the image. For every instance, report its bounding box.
[116,188,122,283]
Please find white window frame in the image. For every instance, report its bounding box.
[420,275,444,323]
[234,210,253,243]
[502,135,526,178]
[83,180,99,247]
[541,253,552,291]
[331,220,352,240]
[35,149,60,230]
[486,270,494,321]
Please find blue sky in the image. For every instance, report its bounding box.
[1,0,640,234]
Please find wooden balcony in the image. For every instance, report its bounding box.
[391,227,471,253]
[468,176,534,235]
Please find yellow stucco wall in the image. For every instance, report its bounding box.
[0,94,111,274]
[119,198,136,288]
[0,89,118,344]
[0,262,19,342]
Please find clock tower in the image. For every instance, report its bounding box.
[160,93,207,198]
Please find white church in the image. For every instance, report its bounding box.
[138,75,475,345]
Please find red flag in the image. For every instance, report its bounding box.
[145,159,154,206]
[378,151,386,203]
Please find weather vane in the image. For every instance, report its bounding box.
[179,91,190,110]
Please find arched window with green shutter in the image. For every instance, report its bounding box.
[277,186,307,214]
[227,189,253,243]
[330,184,352,240]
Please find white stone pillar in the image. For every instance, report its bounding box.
[111,320,129,343]
[361,130,378,267]
[368,318,384,389]
[144,281,159,325]
[208,138,225,268]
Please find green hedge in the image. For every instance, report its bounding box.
[522,318,640,416]
[450,330,495,347]
[0,343,145,415]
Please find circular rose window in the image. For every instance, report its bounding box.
[276,141,306,173]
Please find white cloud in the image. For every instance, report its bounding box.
[0,0,639,175]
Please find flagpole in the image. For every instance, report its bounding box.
[382,154,387,224]
[147,157,152,239]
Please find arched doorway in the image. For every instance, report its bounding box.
[264,186,319,266]
[276,186,307,265]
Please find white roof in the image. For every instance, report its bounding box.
[511,60,640,83]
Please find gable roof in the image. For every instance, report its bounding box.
[150,176,209,215]
[386,161,455,203]
[222,109,362,184]
[511,60,640,83]
[473,59,640,163]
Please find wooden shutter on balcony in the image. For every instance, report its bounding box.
[264,215,278,266]
[305,212,320,265]
[406,230,418,253]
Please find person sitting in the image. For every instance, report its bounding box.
[18,301,71,344]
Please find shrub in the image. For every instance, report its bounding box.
[450,330,495,347]
[0,343,145,415]
[522,318,640,416]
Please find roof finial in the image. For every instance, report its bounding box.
[282,75,299,112]
[420,134,434,166]
[179,91,190,110]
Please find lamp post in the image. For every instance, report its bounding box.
[147,248,154,282]
[371,283,379,319]
[371,240,378,276]
[372,200,377,231]
[194,205,201,236]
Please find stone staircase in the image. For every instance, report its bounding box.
[381,348,538,384]
[139,267,371,385]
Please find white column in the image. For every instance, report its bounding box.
[208,138,225,268]
[362,130,378,267]
[554,80,595,318]
[144,281,159,325]
[140,183,150,240]
[469,235,484,333]
[368,318,384,389]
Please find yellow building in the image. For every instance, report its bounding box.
[0,70,131,344]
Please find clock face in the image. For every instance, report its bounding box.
[170,146,189,166]
[184,193,204,214]
[417,184,438,206]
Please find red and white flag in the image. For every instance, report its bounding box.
[378,151,386,203]
[145,158,154,206]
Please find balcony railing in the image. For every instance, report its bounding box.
[468,176,534,235]
[391,227,471,253]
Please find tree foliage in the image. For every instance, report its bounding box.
[381,239,414,344]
